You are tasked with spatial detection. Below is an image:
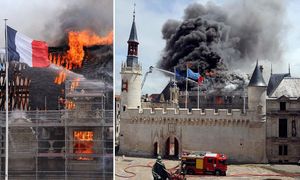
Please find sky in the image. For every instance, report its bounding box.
[115,0,300,95]
[0,0,113,47]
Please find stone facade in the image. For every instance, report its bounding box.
[266,77,300,163]
[119,108,267,163]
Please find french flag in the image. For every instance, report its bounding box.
[7,26,50,67]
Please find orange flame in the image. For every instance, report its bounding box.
[74,131,94,160]
[52,30,113,70]
[52,30,113,84]
[54,71,66,85]
[65,100,76,110]
[67,30,113,67]
[70,78,80,92]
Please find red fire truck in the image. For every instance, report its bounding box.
[181,151,227,176]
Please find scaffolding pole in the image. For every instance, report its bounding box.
[4,18,9,180]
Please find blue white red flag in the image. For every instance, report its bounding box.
[7,26,50,67]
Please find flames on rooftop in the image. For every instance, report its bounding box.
[50,30,113,85]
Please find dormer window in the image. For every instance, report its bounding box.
[280,102,286,111]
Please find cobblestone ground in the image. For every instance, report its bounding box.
[115,156,300,180]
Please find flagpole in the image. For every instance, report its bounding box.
[185,64,188,109]
[173,66,176,82]
[197,65,200,109]
[4,18,9,180]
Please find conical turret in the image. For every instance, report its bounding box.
[126,5,139,67]
[248,61,267,87]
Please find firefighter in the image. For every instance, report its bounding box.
[152,156,169,180]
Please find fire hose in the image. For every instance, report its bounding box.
[115,162,181,179]
[116,161,300,179]
[228,173,300,177]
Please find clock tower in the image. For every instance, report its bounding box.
[120,6,142,110]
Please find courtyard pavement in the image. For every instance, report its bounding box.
[115,156,300,180]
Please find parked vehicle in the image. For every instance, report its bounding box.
[181,151,227,176]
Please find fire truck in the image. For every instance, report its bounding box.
[180,151,227,176]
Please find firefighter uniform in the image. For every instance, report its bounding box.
[152,156,169,180]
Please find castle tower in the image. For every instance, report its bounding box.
[120,7,142,109]
[247,61,267,115]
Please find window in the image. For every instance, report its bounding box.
[280,102,286,111]
[279,119,287,138]
[284,145,288,155]
[279,145,288,156]
[207,158,213,163]
[292,120,297,137]
[184,159,196,166]
[219,160,227,165]
[73,131,94,160]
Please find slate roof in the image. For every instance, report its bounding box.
[128,19,138,42]
[269,77,300,98]
[267,73,290,96]
[248,62,267,87]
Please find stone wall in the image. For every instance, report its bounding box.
[119,107,267,163]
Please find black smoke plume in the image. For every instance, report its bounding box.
[159,0,285,93]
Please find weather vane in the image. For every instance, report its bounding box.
[133,2,136,20]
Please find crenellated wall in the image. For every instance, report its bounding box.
[119,107,267,163]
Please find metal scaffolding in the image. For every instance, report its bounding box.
[0,79,113,179]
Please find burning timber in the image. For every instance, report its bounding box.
[0,44,113,110]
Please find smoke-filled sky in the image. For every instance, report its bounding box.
[0,0,113,46]
[116,0,300,95]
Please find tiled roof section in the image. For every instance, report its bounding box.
[269,77,300,98]
[267,73,290,96]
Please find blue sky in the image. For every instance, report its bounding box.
[115,0,300,95]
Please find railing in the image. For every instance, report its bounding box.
[0,110,113,126]
[0,109,113,179]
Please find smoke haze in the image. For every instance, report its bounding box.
[159,0,285,71]
[0,0,112,46]
[44,0,113,46]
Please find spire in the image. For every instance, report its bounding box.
[248,60,267,87]
[133,3,136,21]
[126,3,139,67]
[288,63,291,75]
[128,3,138,42]
[271,63,272,75]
